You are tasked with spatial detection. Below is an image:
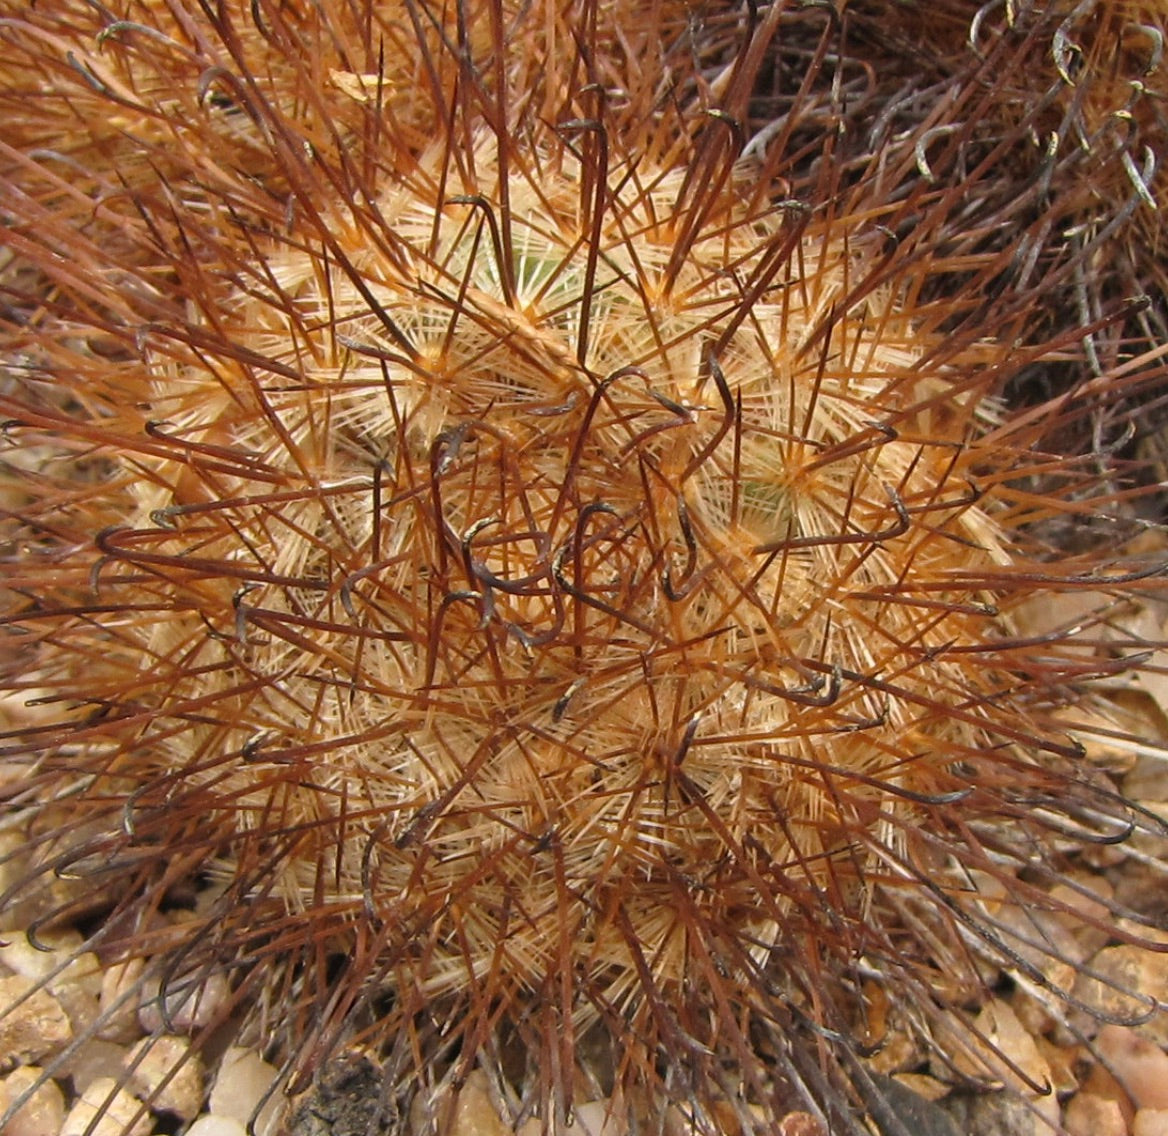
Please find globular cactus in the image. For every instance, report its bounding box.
[1,1,1166,1133]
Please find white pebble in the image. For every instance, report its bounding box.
[209,1047,281,1136]
[137,969,230,1035]
[411,1069,510,1136]
[574,1100,622,1136]
[184,1116,248,1136]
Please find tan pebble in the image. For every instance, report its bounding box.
[942,999,1060,1133]
[1073,945,1168,1046]
[0,834,31,930]
[446,1070,510,1136]
[1081,842,1128,871]
[864,1024,922,1076]
[56,983,102,1039]
[0,834,107,934]
[1011,964,1078,1037]
[1083,1058,1137,1130]
[125,1035,204,1120]
[0,974,72,1069]
[664,1104,714,1136]
[1033,1035,1080,1098]
[779,1112,828,1136]
[209,1048,280,1136]
[995,902,1086,969]
[1049,878,1114,958]
[890,1073,950,1102]
[951,999,1052,1093]
[0,879,111,940]
[98,959,147,1043]
[1130,800,1168,860]
[1036,1090,1061,1132]
[1096,1025,1168,1110]
[1009,987,1052,1038]
[1124,755,1168,802]
[59,1037,132,1095]
[0,931,101,998]
[0,1064,66,1136]
[60,1076,152,1136]
[995,901,1083,1037]
[1116,917,1168,949]
[1136,1109,1168,1136]
[1063,1091,1127,1136]
[1063,705,1143,775]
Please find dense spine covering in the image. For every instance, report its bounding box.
[1,1,1167,1133]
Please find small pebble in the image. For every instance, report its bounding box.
[60,1075,152,1136]
[1033,1035,1079,1098]
[0,834,105,934]
[0,974,72,1069]
[943,1089,1048,1136]
[0,931,101,998]
[1063,1092,1127,1136]
[55,982,101,1040]
[865,1024,922,1075]
[185,1117,248,1136]
[416,1070,510,1136]
[1011,972,1075,1038]
[892,1073,950,1102]
[1121,742,1168,798]
[1049,877,1114,958]
[1096,1025,1168,1110]
[209,1047,281,1136]
[950,999,1052,1096]
[574,1099,621,1136]
[1124,755,1168,802]
[993,906,1081,1036]
[0,1064,66,1136]
[1129,800,1168,861]
[125,1034,205,1119]
[1073,944,1168,1046]
[59,1037,132,1095]
[99,959,147,1044]
[138,969,230,1035]
[1136,1109,1168,1136]
[0,833,31,931]
[779,1113,829,1136]
[1083,1055,1137,1130]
